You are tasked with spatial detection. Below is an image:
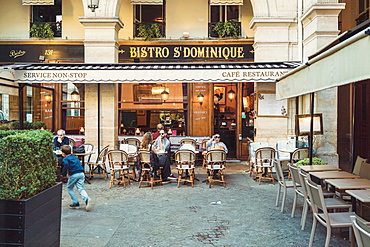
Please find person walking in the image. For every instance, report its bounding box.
[61,145,92,212]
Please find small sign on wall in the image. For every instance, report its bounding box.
[257,92,288,117]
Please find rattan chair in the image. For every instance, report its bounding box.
[87,145,109,180]
[123,138,141,148]
[254,147,276,185]
[248,142,268,179]
[107,149,130,188]
[175,149,196,188]
[205,149,227,188]
[138,150,162,189]
[305,178,354,247]
[179,138,197,147]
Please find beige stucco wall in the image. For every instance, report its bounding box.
[0,1,29,39]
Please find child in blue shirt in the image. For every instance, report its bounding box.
[61,145,92,211]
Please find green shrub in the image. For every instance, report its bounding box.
[30,22,54,39]
[295,157,328,166]
[137,23,162,41]
[0,130,57,200]
[9,121,46,130]
[0,124,9,130]
[213,21,239,38]
[32,121,47,129]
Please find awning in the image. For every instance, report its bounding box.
[12,62,300,84]
[276,28,370,100]
[210,0,243,5]
[130,0,163,5]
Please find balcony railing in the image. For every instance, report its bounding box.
[208,22,241,38]
[356,11,369,26]
[30,22,62,38]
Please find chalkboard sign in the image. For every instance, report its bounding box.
[257,93,288,117]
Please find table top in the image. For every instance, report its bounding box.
[299,165,341,172]
[310,171,360,180]
[325,178,370,190]
[345,189,370,203]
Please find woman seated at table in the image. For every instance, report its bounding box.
[153,130,177,181]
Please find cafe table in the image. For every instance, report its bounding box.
[309,171,360,188]
[325,178,370,191]
[299,164,341,173]
[345,189,370,219]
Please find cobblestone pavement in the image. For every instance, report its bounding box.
[60,163,351,247]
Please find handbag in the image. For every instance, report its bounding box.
[72,146,85,153]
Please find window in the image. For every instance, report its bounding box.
[134,5,165,38]
[209,5,241,37]
[357,0,370,25]
[31,0,62,37]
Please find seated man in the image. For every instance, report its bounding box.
[54,129,70,169]
[205,134,228,179]
[153,129,176,181]
[206,134,228,153]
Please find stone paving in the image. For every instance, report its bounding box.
[60,163,351,247]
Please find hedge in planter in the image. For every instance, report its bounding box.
[0,130,61,246]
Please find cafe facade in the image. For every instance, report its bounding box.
[0,0,345,160]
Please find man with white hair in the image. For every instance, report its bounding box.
[54,129,70,170]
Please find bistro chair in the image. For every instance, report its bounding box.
[81,143,94,165]
[87,145,109,180]
[179,138,197,147]
[297,169,351,231]
[274,159,295,213]
[254,147,276,185]
[248,142,268,179]
[288,164,303,218]
[69,138,76,147]
[288,147,309,179]
[350,215,370,247]
[305,178,355,247]
[107,149,130,188]
[138,150,162,189]
[205,149,227,188]
[123,138,141,148]
[120,143,138,181]
[201,138,211,168]
[353,155,367,176]
[175,149,196,188]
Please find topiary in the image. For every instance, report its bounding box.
[137,23,162,41]
[30,22,54,40]
[213,21,239,38]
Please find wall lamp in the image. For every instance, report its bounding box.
[161,90,169,101]
[227,89,236,101]
[71,90,79,101]
[88,0,99,12]
[197,93,204,105]
[44,92,52,104]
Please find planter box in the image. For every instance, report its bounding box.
[0,183,62,247]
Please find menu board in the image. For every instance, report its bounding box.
[257,93,288,117]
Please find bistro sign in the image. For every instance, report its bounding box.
[119,44,254,61]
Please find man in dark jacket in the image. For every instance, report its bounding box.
[61,145,92,212]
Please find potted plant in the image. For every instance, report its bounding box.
[0,129,61,246]
[136,23,162,41]
[213,21,239,39]
[295,157,328,166]
[30,22,54,39]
